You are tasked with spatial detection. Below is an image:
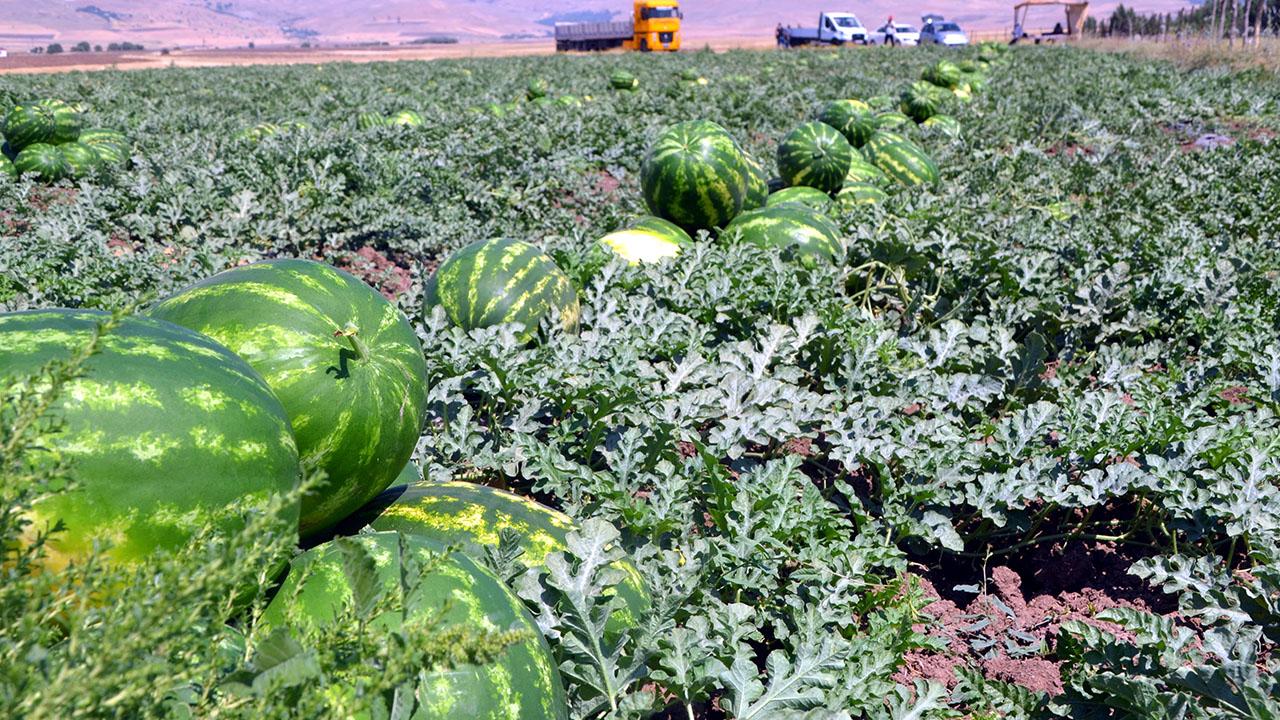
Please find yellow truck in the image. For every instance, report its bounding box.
[554,0,682,52]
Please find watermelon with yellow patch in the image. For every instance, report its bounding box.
[339,480,651,636]
[149,260,430,539]
[836,181,888,208]
[262,531,569,720]
[765,186,832,212]
[863,131,940,188]
[598,216,692,264]
[818,99,878,148]
[0,309,300,569]
[425,238,580,342]
[721,204,844,265]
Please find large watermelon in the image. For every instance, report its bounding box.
[818,99,878,148]
[640,120,749,232]
[78,128,128,165]
[742,155,769,211]
[262,531,569,720]
[338,480,651,635]
[609,70,639,91]
[14,143,70,181]
[900,82,944,123]
[3,99,80,150]
[777,121,854,194]
[425,238,580,341]
[721,204,844,265]
[598,216,692,264]
[863,131,940,187]
[149,260,429,538]
[0,310,300,569]
[922,59,965,90]
[59,142,100,178]
[765,186,833,212]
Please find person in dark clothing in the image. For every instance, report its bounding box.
[776,23,787,48]
[1053,21,1064,34]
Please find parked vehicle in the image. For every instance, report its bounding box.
[781,12,869,46]
[919,18,970,45]
[868,22,920,45]
[555,0,682,52]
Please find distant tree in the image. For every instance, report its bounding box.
[30,46,43,54]
[46,43,63,54]
[107,42,120,51]
[248,41,255,49]
[94,44,102,51]
[72,41,91,52]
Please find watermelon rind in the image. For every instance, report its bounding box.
[766,186,833,212]
[598,216,692,264]
[721,204,845,265]
[149,259,430,539]
[0,309,300,569]
[425,238,581,341]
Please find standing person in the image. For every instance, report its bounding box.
[885,16,897,45]
[776,23,786,48]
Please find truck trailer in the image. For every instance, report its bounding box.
[554,0,682,52]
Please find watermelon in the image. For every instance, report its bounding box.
[425,238,580,342]
[357,112,387,129]
[875,111,912,130]
[262,531,569,720]
[721,204,844,265]
[922,59,965,89]
[846,155,889,185]
[900,82,944,124]
[14,143,70,181]
[609,70,639,90]
[921,114,961,139]
[863,131,940,187]
[339,480,651,635]
[78,128,128,165]
[149,260,429,539]
[836,182,888,208]
[0,154,14,178]
[555,95,582,108]
[389,109,424,127]
[640,120,750,232]
[3,99,80,150]
[818,99,878,148]
[777,121,854,195]
[677,68,699,82]
[59,142,100,178]
[765,186,833,212]
[598,216,692,264]
[742,155,769,211]
[0,310,300,569]
[526,79,549,100]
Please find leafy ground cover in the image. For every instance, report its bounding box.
[2,45,1279,718]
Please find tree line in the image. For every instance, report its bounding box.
[1084,0,1276,43]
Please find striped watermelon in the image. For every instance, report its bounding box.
[640,120,749,232]
[357,112,388,129]
[149,260,429,539]
[0,310,300,569]
[818,99,878,148]
[339,480,651,636]
[59,142,100,178]
[777,121,854,194]
[742,155,769,211]
[722,204,844,265]
[875,111,912,130]
[598,216,692,264]
[14,143,70,181]
[389,109,425,127]
[609,70,639,90]
[863,131,940,187]
[836,182,888,208]
[78,128,129,165]
[765,186,833,212]
[426,238,580,341]
[923,59,965,89]
[0,154,14,178]
[921,114,961,139]
[527,79,550,100]
[900,82,944,123]
[3,99,80,150]
[846,155,889,186]
[262,531,569,720]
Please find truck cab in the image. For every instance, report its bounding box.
[624,0,682,51]
[817,12,868,43]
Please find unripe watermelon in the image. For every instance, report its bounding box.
[609,70,639,90]
[766,186,833,212]
[340,480,652,637]
[78,128,129,165]
[526,79,549,100]
[921,114,961,139]
[0,310,300,569]
[14,143,70,181]
[426,238,580,342]
[59,142,100,178]
[777,121,854,194]
[150,260,429,539]
[598,216,692,264]
[742,155,769,211]
[389,109,424,126]
[863,131,939,187]
[640,120,750,231]
[818,99,878,148]
[722,204,844,265]
[262,531,569,720]
[357,112,387,129]
[836,182,888,208]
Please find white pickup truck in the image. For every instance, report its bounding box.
[781,12,869,46]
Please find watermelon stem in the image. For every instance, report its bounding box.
[334,325,369,361]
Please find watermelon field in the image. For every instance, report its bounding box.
[1,43,1279,719]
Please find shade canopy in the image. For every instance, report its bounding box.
[1013,0,1089,35]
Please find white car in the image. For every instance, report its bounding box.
[919,20,969,46]
[869,23,920,46]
